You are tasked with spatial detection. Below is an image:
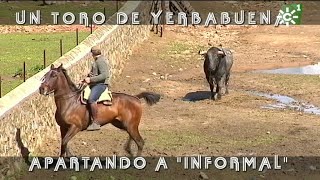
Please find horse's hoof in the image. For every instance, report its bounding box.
[66,149,74,157]
[125,148,132,156]
[127,151,133,157]
[66,153,74,157]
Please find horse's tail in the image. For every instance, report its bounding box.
[135,92,160,106]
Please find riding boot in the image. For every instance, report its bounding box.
[87,103,101,131]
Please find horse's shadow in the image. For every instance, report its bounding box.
[15,128,137,169]
[16,128,31,165]
[182,91,212,102]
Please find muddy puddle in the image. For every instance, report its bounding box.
[248,91,320,116]
[255,62,320,75]
[182,89,320,116]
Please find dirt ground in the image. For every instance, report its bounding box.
[67,24,320,157]
[3,1,320,179]
[0,24,98,34]
[18,24,320,180]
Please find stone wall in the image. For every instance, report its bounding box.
[0,1,152,158]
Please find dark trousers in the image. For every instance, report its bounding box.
[88,83,107,103]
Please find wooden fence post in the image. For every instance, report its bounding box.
[23,61,26,82]
[60,39,63,56]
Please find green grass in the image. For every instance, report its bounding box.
[169,41,189,53]
[0,31,90,96]
[147,129,284,150]
[1,79,23,97]
[165,41,206,56]
[0,1,126,96]
[0,1,121,25]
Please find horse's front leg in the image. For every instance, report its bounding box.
[60,125,80,157]
[59,126,68,157]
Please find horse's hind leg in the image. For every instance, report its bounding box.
[126,122,144,157]
[124,137,133,156]
[111,120,133,156]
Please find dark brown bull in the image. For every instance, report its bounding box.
[199,47,234,100]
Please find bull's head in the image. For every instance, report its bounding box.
[198,49,225,57]
[217,49,226,57]
[216,43,226,57]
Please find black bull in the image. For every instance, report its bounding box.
[199,47,234,100]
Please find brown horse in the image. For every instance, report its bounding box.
[39,64,160,157]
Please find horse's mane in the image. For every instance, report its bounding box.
[61,68,80,92]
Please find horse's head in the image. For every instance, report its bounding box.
[39,64,64,96]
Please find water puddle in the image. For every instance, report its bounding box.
[255,62,320,75]
[248,91,320,116]
[182,90,320,116]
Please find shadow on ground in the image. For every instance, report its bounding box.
[16,128,31,165]
[182,91,212,102]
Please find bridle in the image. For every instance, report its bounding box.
[40,72,86,101]
[54,91,80,100]
[54,83,86,100]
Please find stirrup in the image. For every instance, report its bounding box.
[103,101,112,106]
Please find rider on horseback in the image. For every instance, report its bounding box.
[83,46,111,131]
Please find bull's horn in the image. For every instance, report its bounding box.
[217,50,224,55]
[198,50,207,55]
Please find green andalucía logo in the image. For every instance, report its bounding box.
[275,4,303,26]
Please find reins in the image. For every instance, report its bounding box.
[54,83,86,100]
[54,91,80,100]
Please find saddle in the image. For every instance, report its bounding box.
[80,86,113,106]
